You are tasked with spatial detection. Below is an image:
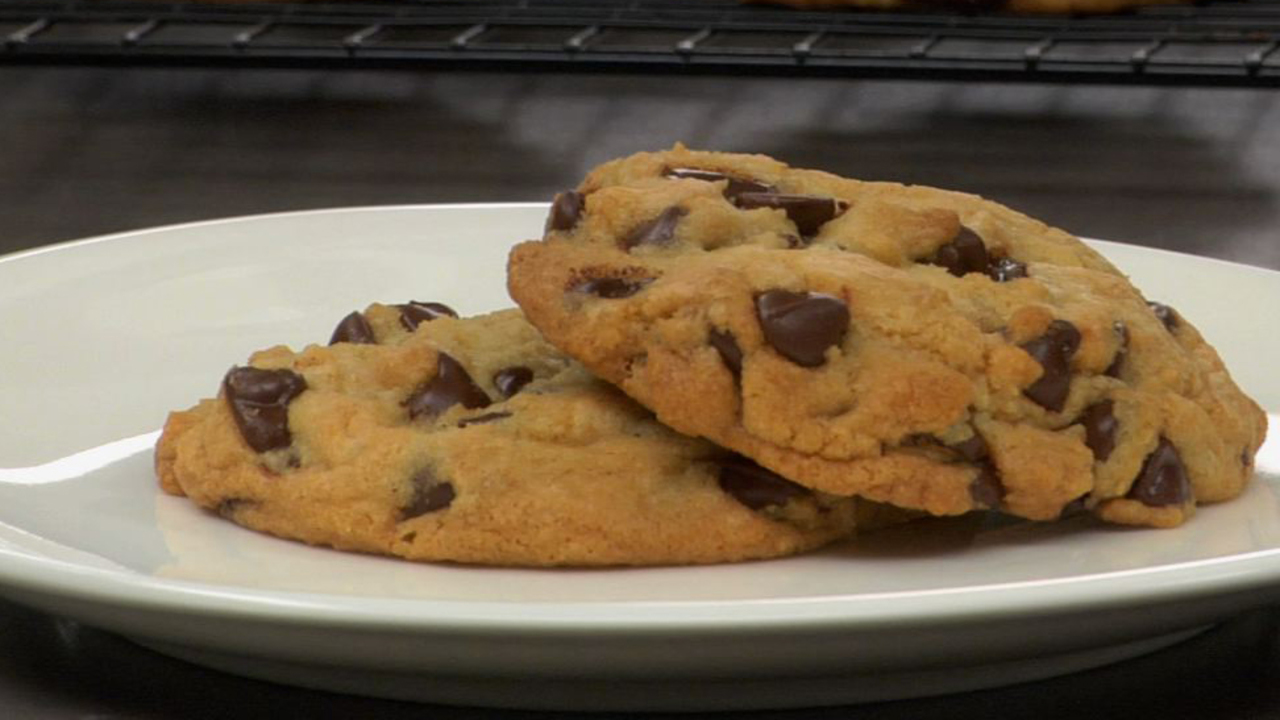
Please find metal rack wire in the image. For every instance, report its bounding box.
[1,0,1278,86]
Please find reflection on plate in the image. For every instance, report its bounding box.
[0,205,1278,711]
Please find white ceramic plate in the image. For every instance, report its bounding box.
[0,205,1277,712]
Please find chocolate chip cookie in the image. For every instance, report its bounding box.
[156,305,870,566]
[507,146,1267,528]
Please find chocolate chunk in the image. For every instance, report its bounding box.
[1128,437,1191,507]
[457,411,513,428]
[708,328,744,377]
[573,276,653,299]
[493,366,534,398]
[1020,320,1082,412]
[1105,322,1128,378]
[398,301,458,332]
[223,367,308,453]
[734,192,849,237]
[403,468,455,517]
[663,167,774,200]
[1079,400,1118,462]
[405,353,491,420]
[621,206,687,250]
[718,458,809,510]
[969,464,1004,509]
[930,227,989,278]
[329,311,376,345]
[989,257,1028,282]
[1148,302,1179,331]
[951,432,989,462]
[926,227,1026,282]
[755,290,849,368]
[545,191,585,233]
[1243,448,1254,468]
[1080,397,1121,458]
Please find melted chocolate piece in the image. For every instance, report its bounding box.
[989,257,1028,282]
[969,464,1004,509]
[708,328,744,377]
[902,431,995,503]
[398,301,458,332]
[1079,400,1119,462]
[734,192,849,236]
[1128,437,1191,507]
[1243,448,1255,468]
[223,366,308,453]
[545,191,585,233]
[951,432,989,462]
[717,458,809,510]
[493,366,535,398]
[1148,302,1179,331]
[926,227,1026,282]
[621,206,687,250]
[405,353,491,420]
[755,289,850,368]
[403,468,456,517]
[1020,320,1082,412]
[329,311,376,345]
[1104,322,1129,379]
[930,227,989,277]
[664,167,774,200]
[457,411,513,428]
[572,276,653,299]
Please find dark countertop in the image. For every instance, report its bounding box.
[3,598,1280,719]
[2,66,1279,719]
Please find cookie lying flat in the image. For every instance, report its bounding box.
[507,146,1267,528]
[156,305,868,566]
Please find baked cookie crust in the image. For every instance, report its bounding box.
[156,305,869,566]
[508,145,1266,528]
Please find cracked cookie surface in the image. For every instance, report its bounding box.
[507,146,1267,528]
[156,306,868,566]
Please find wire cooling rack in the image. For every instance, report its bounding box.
[1,0,1278,85]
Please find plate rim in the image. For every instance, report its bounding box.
[2,535,1280,634]
[0,203,551,267]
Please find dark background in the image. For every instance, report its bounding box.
[2,65,1280,718]
[4,68,1280,269]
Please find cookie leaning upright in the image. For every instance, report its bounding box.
[508,146,1267,528]
[156,303,864,567]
